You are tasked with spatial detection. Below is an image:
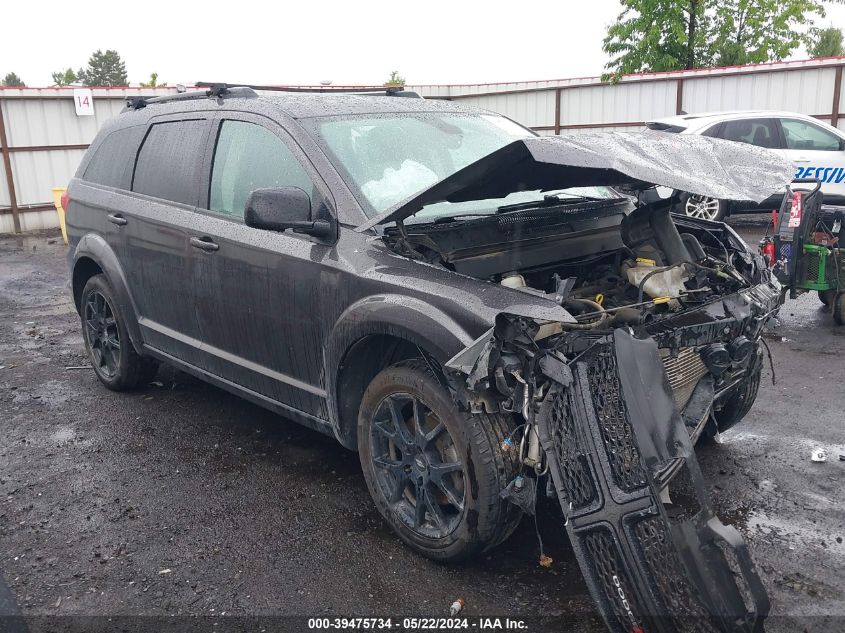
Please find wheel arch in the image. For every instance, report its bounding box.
[325,295,477,450]
[71,233,144,354]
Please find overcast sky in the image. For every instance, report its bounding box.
[4,0,845,88]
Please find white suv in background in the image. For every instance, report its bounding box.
[647,110,845,220]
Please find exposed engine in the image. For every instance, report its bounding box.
[383,195,765,331]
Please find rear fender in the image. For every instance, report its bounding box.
[71,233,143,353]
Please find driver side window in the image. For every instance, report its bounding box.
[209,120,314,217]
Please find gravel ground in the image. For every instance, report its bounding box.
[0,220,843,632]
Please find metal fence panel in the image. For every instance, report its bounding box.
[682,68,835,115]
[559,81,676,127]
[459,91,555,128]
[0,87,184,233]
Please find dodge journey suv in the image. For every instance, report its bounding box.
[66,84,793,632]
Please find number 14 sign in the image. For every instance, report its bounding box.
[73,88,94,116]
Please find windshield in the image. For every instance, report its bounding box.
[308,113,536,218]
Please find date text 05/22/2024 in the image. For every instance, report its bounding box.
[307,618,530,630]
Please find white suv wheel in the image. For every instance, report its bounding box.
[684,194,723,220]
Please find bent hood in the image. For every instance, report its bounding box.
[356,131,794,231]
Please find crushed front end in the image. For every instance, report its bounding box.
[445,206,780,632]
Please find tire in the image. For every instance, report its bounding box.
[819,290,836,306]
[678,193,728,222]
[358,359,522,562]
[80,274,159,391]
[709,349,763,436]
[834,293,845,325]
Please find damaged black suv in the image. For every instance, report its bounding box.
[66,85,792,632]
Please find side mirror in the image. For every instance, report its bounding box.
[244,187,333,238]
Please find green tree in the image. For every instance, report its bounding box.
[1,72,25,87]
[809,26,844,58]
[140,72,165,87]
[78,50,128,87]
[51,68,77,86]
[714,0,827,66]
[385,70,405,86]
[603,0,715,79]
[603,0,836,80]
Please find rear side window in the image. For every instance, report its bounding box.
[132,120,209,206]
[209,120,314,218]
[700,123,722,138]
[83,126,145,189]
[781,119,844,152]
[718,118,781,149]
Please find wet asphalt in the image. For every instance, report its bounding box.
[0,219,843,632]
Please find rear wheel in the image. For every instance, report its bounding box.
[358,359,522,562]
[834,293,845,325]
[819,290,836,306]
[679,193,728,222]
[80,274,159,390]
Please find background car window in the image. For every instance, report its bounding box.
[83,126,146,189]
[209,121,314,218]
[718,119,780,149]
[132,120,208,206]
[700,123,722,138]
[781,119,843,151]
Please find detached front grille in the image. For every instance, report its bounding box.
[586,350,648,492]
[661,348,709,411]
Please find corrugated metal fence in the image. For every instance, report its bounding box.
[408,56,845,136]
[5,58,845,234]
[0,87,183,234]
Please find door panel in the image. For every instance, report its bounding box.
[780,118,845,198]
[192,217,329,416]
[123,117,212,366]
[192,115,333,418]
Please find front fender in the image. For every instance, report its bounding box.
[71,233,143,353]
[324,294,476,446]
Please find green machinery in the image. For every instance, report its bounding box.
[760,179,845,324]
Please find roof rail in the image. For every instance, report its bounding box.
[195,81,422,98]
[122,85,258,111]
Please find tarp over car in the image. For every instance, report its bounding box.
[357,131,795,230]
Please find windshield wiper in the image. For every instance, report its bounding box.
[429,213,493,224]
[496,193,601,214]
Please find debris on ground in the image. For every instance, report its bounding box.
[449,598,465,616]
[811,449,828,463]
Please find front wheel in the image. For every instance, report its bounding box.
[358,360,522,562]
[679,193,728,222]
[708,350,763,437]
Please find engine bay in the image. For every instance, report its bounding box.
[383,194,764,329]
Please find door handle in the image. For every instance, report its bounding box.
[107,213,128,226]
[190,236,219,252]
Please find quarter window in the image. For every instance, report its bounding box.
[781,119,843,152]
[209,121,314,218]
[718,119,780,149]
[132,120,209,205]
[84,126,146,189]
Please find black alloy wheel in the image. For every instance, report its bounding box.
[358,360,522,562]
[369,392,465,539]
[80,274,158,390]
[84,290,121,379]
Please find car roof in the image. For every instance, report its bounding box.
[256,92,483,119]
[648,110,819,129]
